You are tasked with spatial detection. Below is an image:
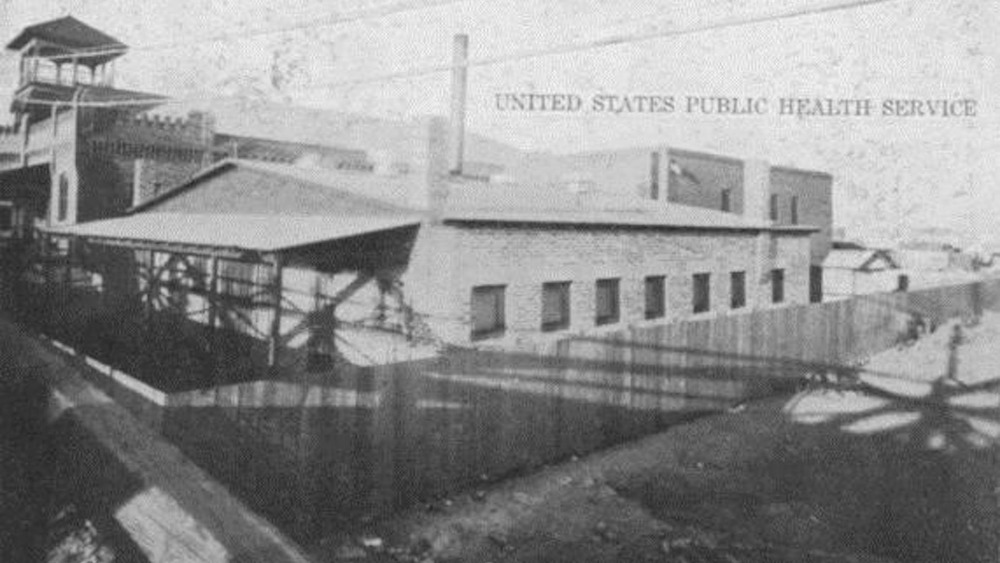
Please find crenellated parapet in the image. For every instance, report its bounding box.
[110,111,212,145]
[100,112,214,148]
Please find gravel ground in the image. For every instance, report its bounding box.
[313,312,1000,563]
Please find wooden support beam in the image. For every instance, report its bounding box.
[206,256,219,383]
[68,236,250,260]
[42,232,51,287]
[279,271,374,347]
[63,237,73,297]
[267,257,284,371]
[206,257,219,331]
[144,249,156,322]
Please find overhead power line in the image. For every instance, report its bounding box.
[35,0,469,62]
[23,0,903,109]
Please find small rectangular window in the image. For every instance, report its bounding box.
[0,204,13,232]
[771,269,785,304]
[810,265,823,303]
[541,281,571,332]
[595,278,620,325]
[471,285,506,340]
[644,275,665,320]
[693,273,711,313]
[730,271,746,309]
[790,196,799,225]
[720,189,731,212]
[769,194,779,221]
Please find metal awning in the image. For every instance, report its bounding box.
[43,213,422,258]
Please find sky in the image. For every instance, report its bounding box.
[1,0,997,245]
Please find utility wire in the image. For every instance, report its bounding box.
[33,0,470,62]
[22,0,902,109]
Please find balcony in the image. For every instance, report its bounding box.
[18,56,115,90]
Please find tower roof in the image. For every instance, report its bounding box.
[6,16,126,55]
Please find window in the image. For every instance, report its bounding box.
[771,269,785,303]
[720,189,731,212]
[730,271,746,309]
[896,274,909,293]
[644,275,666,320]
[693,273,711,313]
[769,194,779,221]
[810,266,823,303]
[471,285,506,340]
[541,282,571,332]
[790,196,799,225]
[649,151,661,199]
[595,278,620,325]
[57,173,69,222]
[0,204,12,232]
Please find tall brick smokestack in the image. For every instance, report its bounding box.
[449,34,469,176]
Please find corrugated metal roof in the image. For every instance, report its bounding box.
[130,159,417,215]
[45,213,422,253]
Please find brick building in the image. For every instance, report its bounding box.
[478,145,833,302]
[53,131,816,358]
[5,18,829,362]
[0,16,372,239]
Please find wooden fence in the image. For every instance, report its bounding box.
[149,279,1000,543]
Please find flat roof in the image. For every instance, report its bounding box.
[44,213,422,256]
[442,180,817,233]
[441,208,818,233]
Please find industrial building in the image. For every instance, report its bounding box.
[1,17,831,374]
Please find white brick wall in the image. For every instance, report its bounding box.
[404,223,813,346]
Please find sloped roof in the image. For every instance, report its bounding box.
[823,249,898,270]
[7,16,125,52]
[133,159,816,234]
[129,159,417,215]
[45,213,421,254]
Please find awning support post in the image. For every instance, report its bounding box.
[144,249,156,322]
[267,255,284,373]
[207,255,219,382]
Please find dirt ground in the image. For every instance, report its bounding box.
[313,312,1000,563]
